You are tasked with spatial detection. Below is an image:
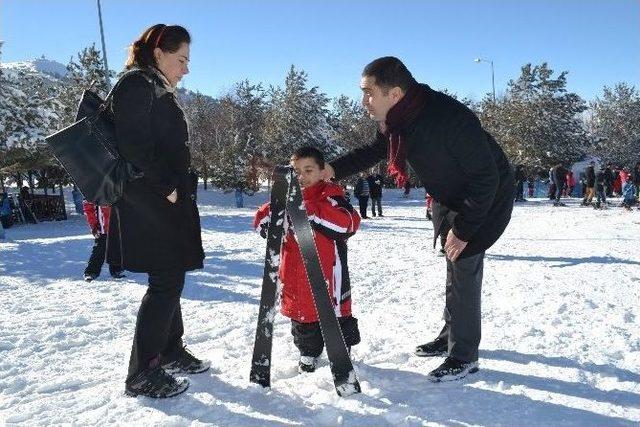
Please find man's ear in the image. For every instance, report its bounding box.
[390,86,405,103]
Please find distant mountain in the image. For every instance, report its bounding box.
[1,56,68,80]
[1,57,213,104]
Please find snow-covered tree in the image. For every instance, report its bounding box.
[0,68,60,151]
[478,63,588,171]
[181,92,218,189]
[262,66,342,166]
[588,82,640,166]
[210,81,267,192]
[56,44,113,128]
[227,80,267,189]
[329,95,376,150]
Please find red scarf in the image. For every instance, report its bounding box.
[383,83,429,188]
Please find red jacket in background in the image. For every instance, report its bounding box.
[613,173,623,195]
[83,201,111,235]
[253,181,360,323]
[565,172,576,187]
[619,170,630,185]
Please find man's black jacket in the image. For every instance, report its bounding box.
[585,165,596,187]
[331,84,514,258]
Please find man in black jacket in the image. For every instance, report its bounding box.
[551,163,568,206]
[367,172,384,216]
[354,172,370,218]
[603,162,615,197]
[325,56,514,382]
[582,161,596,205]
[514,165,526,202]
[633,162,640,199]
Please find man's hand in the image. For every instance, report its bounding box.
[167,189,178,204]
[323,164,335,180]
[444,229,468,262]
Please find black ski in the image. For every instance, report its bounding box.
[249,167,289,388]
[284,168,361,397]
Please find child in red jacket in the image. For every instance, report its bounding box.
[253,146,361,373]
[83,201,125,281]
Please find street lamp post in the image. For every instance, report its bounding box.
[96,0,111,91]
[474,58,495,103]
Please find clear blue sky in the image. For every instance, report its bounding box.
[2,0,638,103]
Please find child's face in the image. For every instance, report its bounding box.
[291,157,323,188]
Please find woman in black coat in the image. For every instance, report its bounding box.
[107,24,206,398]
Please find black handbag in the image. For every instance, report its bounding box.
[46,74,144,206]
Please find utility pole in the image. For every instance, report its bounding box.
[96,0,111,90]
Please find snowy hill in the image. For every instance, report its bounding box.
[1,57,211,103]
[0,188,638,426]
[1,57,68,80]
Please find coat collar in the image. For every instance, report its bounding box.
[301,180,345,201]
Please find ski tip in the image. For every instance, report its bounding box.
[334,369,361,397]
[249,372,271,388]
[335,380,361,397]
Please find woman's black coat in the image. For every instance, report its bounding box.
[107,69,204,273]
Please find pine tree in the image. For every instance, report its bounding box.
[588,82,640,166]
[262,66,342,166]
[228,80,266,189]
[478,63,588,171]
[187,81,267,192]
[56,44,113,128]
[181,92,218,190]
[329,95,376,150]
[0,62,63,191]
[0,67,61,151]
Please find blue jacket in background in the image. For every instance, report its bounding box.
[622,182,636,202]
[0,196,11,216]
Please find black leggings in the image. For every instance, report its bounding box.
[127,269,186,381]
[291,316,361,357]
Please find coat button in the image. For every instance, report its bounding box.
[190,194,196,201]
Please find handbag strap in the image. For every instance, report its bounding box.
[99,69,157,115]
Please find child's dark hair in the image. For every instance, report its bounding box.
[291,146,325,169]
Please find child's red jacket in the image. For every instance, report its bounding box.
[83,201,111,235]
[253,180,360,323]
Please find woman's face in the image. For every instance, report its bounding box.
[154,42,190,87]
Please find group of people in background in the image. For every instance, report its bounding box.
[514,161,640,210]
[353,171,384,218]
[0,186,51,227]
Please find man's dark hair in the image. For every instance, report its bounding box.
[291,146,325,169]
[362,56,416,93]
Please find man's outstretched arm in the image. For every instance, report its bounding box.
[326,131,388,180]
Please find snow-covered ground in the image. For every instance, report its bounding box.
[1,188,638,426]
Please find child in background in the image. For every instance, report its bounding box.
[621,180,637,210]
[83,201,125,281]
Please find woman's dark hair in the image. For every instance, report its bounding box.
[126,24,191,69]
[362,56,416,94]
[291,146,325,169]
